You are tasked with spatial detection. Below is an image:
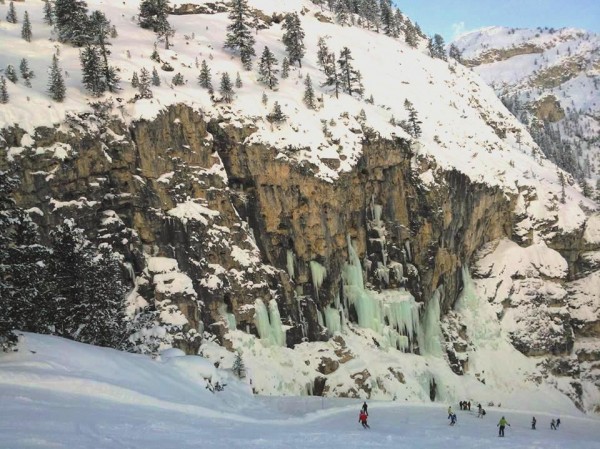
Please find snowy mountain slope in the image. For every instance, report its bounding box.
[453,26,600,186]
[1,334,600,449]
[1,0,599,416]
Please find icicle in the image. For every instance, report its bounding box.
[218,304,237,330]
[310,260,327,298]
[253,298,286,346]
[324,307,342,336]
[286,250,295,280]
[421,288,443,356]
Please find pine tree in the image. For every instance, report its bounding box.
[281,57,290,79]
[334,0,349,26]
[80,45,105,96]
[138,67,152,98]
[6,1,17,23]
[267,101,286,123]
[0,77,8,104]
[322,53,340,99]
[232,352,246,378]
[433,34,447,60]
[361,0,380,31]
[448,44,462,63]
[198,60,212,90]
[224,0,256,70]
[380,0,394,35]
[235,71,242,88]
[281,12,305,68]
[404,99,422,138]
[151,67,161,86]
[21,11,32,42]
[43,0,54,25]
[54,0,90,46]
[261,91,268,106]
[257,46,278,90]
[48,55,66,102]
[139,0,172,48]
[5,65,18,84]
[87,10,120,93]
[338,47,363,97]
[404,20,418,48]
[316,36,330,69]
[303,73,316,109]
[172,72,184,86]
[19,58,34,88]
[131,71,139,88]
[219,72,234,103]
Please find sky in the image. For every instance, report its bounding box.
[396,0,600,42]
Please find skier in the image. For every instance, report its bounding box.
[531,416,537,430]
[497,416,510,437]
[447,406,453,418]
[359,409,370,429]
[450,413,457,426]
[556,418,561,428]
[362,401,368,415]
[551,419,557,430]
[467,401,471,411]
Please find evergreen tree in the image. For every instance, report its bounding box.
[257,46,278,90]
[139,0,172,48]
[21,11,32,42]
[448,44,462,63]
[48,55,66,102]
[380,0,394,35]
[404,99,422,138]
[361,0,380,31]
[54,0,90,46]
[322,52,340,99]
[235,71,242,88]
[219,72,234,103]
[43,0,54,25]
[6,1,17,23]
[334,0,350,26]
[154,4,174,50]
[316,36,330,69]
[303,73,316,109]
[281,57,290,79]
[232,352,246,378]
[198,59,212,90]
[5,65,18,83]
[281,12,305,68]
[432,34,447,60]
[87,10,120,93]
[0,77,8,104]
[80,45,105,96]
[172,72,184,85]
[261,91,268,106]
[19,58,34,88]
[224,0,256,70]
[404,20,418,48]
[338,47,363,97]
[151,67,161,86]
[267,101,286,123]
[131,71,139,88]
[138,67,152,98]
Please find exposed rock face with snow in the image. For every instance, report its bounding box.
[1,1,599,413]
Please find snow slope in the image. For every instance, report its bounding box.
[1,334,599,449]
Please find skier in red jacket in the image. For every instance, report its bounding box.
[359,410,370,429]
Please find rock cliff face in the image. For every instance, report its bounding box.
[2,103,599,411]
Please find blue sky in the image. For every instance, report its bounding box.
[396,0,600,42]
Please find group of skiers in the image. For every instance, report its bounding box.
[358,401,563,438]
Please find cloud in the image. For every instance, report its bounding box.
[452,21,468,39]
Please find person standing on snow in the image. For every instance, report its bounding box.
[450,413,457,426]
[556,418,561,428]
[551,419,557,430]
[531,416,537,430]
[497,416,510,437]
[447,406,453,418]
[359,409,370,429]
[362,401,368,415]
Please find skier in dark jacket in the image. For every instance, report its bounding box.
[362,401,368,415]
[359,410,370,429]
[556,418,561,428]
[450,413,457,426]
[531,416,536,430]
